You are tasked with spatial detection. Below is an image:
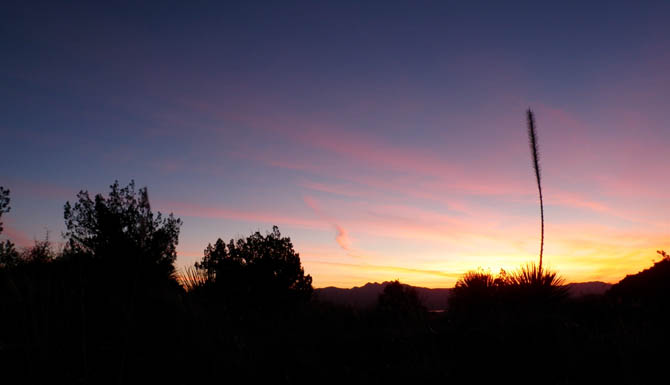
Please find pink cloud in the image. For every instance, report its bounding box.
[303,195,352,251]
[335,225,351,251]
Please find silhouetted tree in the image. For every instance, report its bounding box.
[0,186,9,235]
[20,234,57,264]
[527,110,545,271]
[193,226,313,303]
[63,180,182,278]
[376,280,426,323]
[0,187,20,268]
[0,240,20,268]
[0,234,58,269]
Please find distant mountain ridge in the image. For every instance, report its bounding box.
[315,281,612,310]
[565,281,612,297]
[315,282,451,311]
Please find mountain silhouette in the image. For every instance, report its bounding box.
[315,282,450,310]
[315,281,611,310]
[565,281,612,297]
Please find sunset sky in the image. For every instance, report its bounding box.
[2,1,669,288]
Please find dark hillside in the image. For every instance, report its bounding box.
[608,251,670,304]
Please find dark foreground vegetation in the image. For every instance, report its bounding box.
[0,182,668,384]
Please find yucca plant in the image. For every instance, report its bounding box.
[527,109,544,272]
[179,266,208,292]
[508,263,564,288]
[506,263,568,303]
[449,269,499,314]
[454,269,497,292]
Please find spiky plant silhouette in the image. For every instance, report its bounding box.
[506,263,567,302]
[179,266,208,292]
[527,109,544,272]
[448,269,499,315]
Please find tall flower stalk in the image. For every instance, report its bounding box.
[527,109,544,272]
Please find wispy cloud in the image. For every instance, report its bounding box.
[303,195,352,252]
[334,224,351,251]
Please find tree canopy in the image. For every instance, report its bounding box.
[376,280,426,322]
[0,187,19,268]
[0,186,10,235]
[63,180,182,277]
[194,226,313,302]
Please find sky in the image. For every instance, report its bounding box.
[1,1,669,288]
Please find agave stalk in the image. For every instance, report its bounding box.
[527,109,544,272]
